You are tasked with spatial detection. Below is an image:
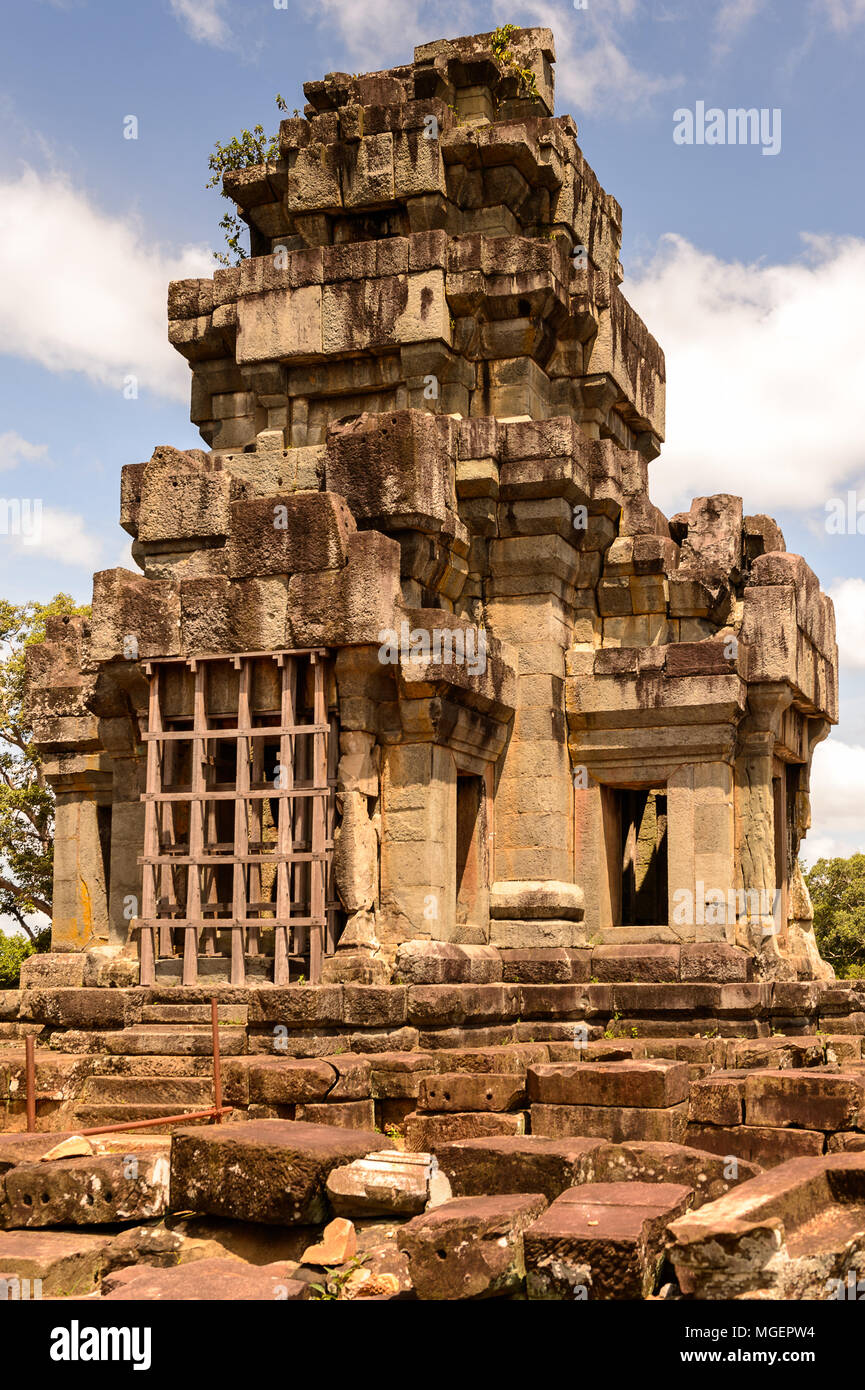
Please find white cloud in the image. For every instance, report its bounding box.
[828,579,865,670]
[306,0,474,69]
[168,0,232,48]
[625,233,865,515]
[1,504,102,569]
[0,432,48,473]
[0,168,213,401]
[804,738,865,862]
[819,0,865,29]
[713,0,768,56]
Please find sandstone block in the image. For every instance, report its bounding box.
[527,1060,689,1108]
[398,1193,547,1299]
[404,1111,526,1151]
[169,1120,391,1225]
[531,1101,689,1145]
[524,1182,693,1299]
[417,1073,525,1113]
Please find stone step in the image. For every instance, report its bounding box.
[78,1055,220,1078]
[80,1075,214,1105]
[140,1005,248,1025]
[71,1103,218,1129]
[51,1031,247,1057]
[135,1022,245,1034]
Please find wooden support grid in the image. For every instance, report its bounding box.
[309,655,327,984]
[182,664,206,985]
[273,655,295,986]
[139,669,161,986]
[230,659,251,985]
[325,691,339,956]
[138,651,337,987]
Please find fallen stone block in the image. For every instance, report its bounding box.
[668,1151,865,1299]
[524,1181,693,1299]
[527,1059,689,1108]
[301,1216,356,1266]
[102,1257,309,1300]
[169,1120,392,1225]
[246,1058,336,1105]
[326,1150,450,1217]
[0,1228,114,1297]
[532,1102,689,1145]
[0,1145,169,1230]
[439,1135,604,1201]
[398,1193,547,1299]
[405,1111,526,1151]
[417,1043,547,1075]
[725,1037,830,1070]
[417,1072,525,1113]
[591,1140,760,1207]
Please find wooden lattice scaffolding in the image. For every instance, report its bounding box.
[136,650,338,987]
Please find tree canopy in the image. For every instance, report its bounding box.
[804,853,865,978]
[0,594,89,940]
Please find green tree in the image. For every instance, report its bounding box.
[0,595,89,953]
[804,853,865,978]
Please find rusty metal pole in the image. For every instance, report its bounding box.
[24,1034,36,1132]
[211,997,223,1123]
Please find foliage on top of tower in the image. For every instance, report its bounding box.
[206,95,295,265]
[490,24,540,100]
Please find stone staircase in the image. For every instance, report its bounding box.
[48,1001,248,1132]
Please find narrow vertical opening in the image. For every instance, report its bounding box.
[616,787,668,927]
[456,772,486,929]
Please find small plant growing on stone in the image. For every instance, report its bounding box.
[489,24,540,100]
[604,1010,624,1039]
[309,1255,371,1301]
[206,94,292,265]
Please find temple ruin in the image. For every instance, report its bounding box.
[3,28,863,1306]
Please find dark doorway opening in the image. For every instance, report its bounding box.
[618,788,668,926]
[456,773,487,929]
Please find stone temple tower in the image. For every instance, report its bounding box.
[25,27,838,1006]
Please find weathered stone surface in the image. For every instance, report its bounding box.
[685,1122,824,1167]
[439,1135,603,1201]
[295,1099,376,1129]
[247,1058,336,1105]
[532,1101,689,1145]
[0,1146,169,1230]
[169,1120,392,1225]
[102,1257,309,1300]
[418,1072,525,1113]
[327,1150,449,1217]
[525,1182,693,1299]
[744,1071,865,1132]
[399,1193,547,1299]
[405,1111,526,1151]
[0,1228,114,1296]
[668,1152,865,1299]
[527,1060,689,1108]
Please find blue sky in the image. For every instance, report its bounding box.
[0,0,863,858]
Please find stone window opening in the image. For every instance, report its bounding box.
[137,650,338,988]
